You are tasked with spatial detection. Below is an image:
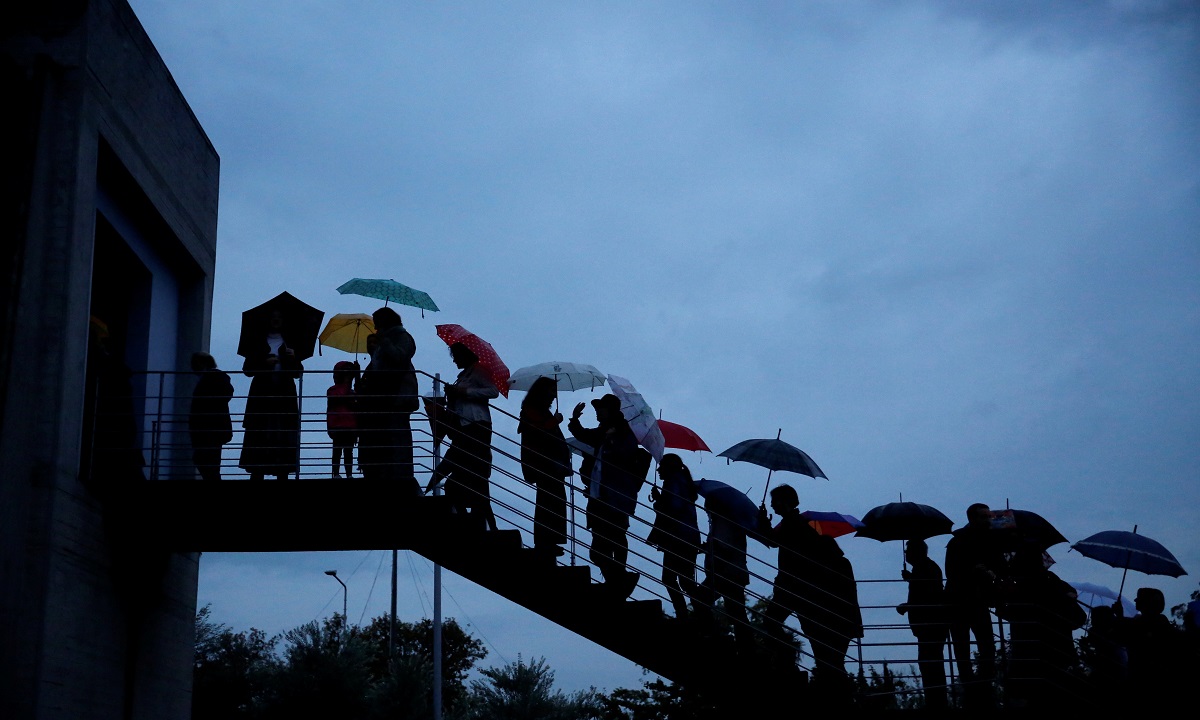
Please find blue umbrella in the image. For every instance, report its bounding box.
[1070,526,1186,598]
[717,429,827,503]
[336,278,440,315]
[696,479,759,533]
[1068,581,1136,617]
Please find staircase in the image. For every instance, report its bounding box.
[122,479,808,711]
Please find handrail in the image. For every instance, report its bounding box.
[88,367,1106,708]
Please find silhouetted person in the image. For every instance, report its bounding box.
[358,308,418,489]
[427,342,499,530]
[757,484,825,663]
[326,360,358,479]
[697,487,751,645]
[818,533,864,702]
[239,309,301,481]
[188,351,233,481]
[1082,604,1127,703]
[568,393,644,599]
[944,503,1002,686]
[757,483,861,696]
[897,539,950,709]
[1113,587,1182,707]
[517,376,572,557]
[648,453,701,618]
[1000,547,1083,708]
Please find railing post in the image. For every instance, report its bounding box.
[296,370,304,480]
[155,371,166,480]
[150,420,159,482]
[432,372,443,720]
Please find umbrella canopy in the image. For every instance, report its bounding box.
[318,313,375,355]
[566,437,595,459]
[990,508,1068,550]
[1070,530,1186,578]
[336,278,440,313]
[696,479,759,533]
[801,510,864,539]
[658,419,711,452]
[856,502,954,542]
[718,433,827,503]
[435,324,511,398]
[508,361,605,392]
[237,291,324,362]
[607,374,666,462]
[717,437,827,478]
[1068,581,1136,617]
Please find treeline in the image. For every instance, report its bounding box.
[192,606,713,720]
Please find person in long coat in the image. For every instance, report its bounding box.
[517,376,573,557]
[648,453,701,618]
[358,307,418,491]
[189,351,234,481]
[238,309,302,481]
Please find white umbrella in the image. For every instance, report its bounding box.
[606,374,665,462]
[1068,581,1136,617]
[508,361,606,392]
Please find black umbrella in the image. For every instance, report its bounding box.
[990,509,1068,551]
[717,429,827,504]
[237,291,325,362]
[856,502,954,542]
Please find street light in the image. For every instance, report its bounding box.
[324,569,347,623]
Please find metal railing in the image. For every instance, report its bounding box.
[87,367,1104,710]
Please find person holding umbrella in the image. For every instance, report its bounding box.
[517,376,573,557]
[648,453,701,618]
[568,393,645,599]
[757,484,861,692]
[896,539,950,709]
[426,342,500,531]
[358,307,418,490]
[239,309,303,481]
[1112,587,1183,706]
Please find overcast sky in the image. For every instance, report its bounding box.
[130,0,1198,693]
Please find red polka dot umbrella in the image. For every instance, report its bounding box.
[435,324,511,398]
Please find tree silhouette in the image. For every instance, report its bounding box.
[470,655,604,720]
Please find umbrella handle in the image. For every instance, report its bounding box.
[1116,524,1137,604]
[760,469,774,505]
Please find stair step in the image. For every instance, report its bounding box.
[549,563,592,587]
[623,598,664,622]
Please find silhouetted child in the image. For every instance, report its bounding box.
[326,360,358,478]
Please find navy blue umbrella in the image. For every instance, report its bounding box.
[1071,527,1186,598]
[717,430,827,503]
[696,479,759,533]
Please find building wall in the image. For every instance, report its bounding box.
[0,2,219,718]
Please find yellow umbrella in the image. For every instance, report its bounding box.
[318,313,375,355]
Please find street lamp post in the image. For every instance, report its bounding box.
[324,569,347,624]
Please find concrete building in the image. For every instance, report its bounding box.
[1,1,219,717]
